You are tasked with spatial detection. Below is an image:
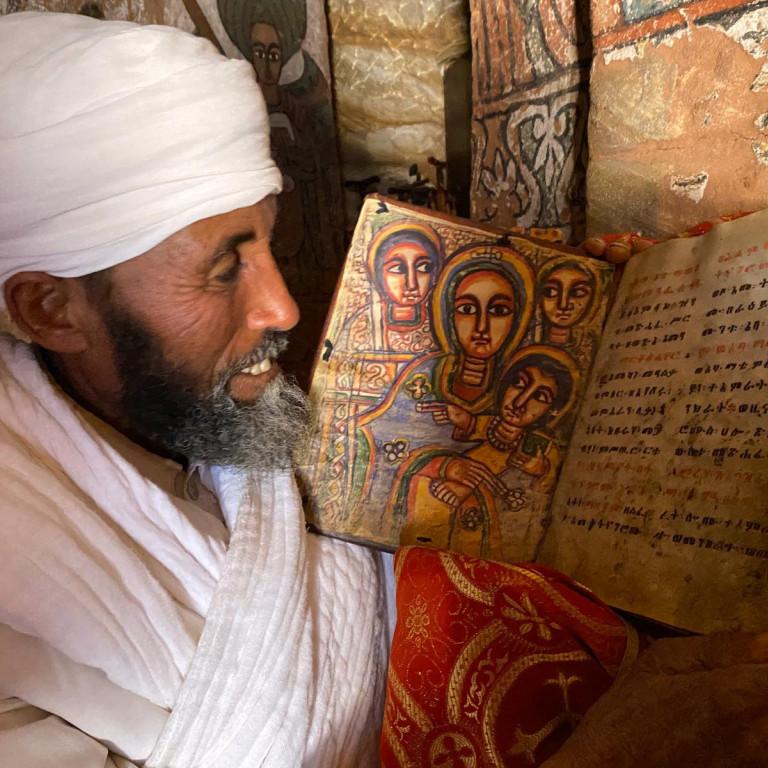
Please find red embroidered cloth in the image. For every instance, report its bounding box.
[380,546,639,767]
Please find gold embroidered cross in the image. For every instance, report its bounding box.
[507,672,581,764]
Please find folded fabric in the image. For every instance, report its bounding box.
[381,546,640,768]
[0,332,387,766]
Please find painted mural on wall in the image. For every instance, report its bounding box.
[299,197,613,563]
[469,0,592,243]
[588,0,768,238]
[217,0,346,383]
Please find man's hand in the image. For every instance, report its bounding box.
[581,233,658,264]
[541,631,768,768]
[582,213,754,264]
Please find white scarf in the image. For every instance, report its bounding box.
[0,334,387,766]
[150,470,388,767]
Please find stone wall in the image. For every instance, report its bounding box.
[327,0,469,199]
[588,0,768,239]
[0,0,194,30]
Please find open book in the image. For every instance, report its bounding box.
[298,197,768,634]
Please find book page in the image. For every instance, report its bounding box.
[539,210,768,633]
[298,197,613,564]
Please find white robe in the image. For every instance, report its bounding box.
[0,333,389,766]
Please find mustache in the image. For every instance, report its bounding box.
[216,329,290,386]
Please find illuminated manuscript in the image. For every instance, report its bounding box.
[539,209,768,634]
[300,200,768,633]
[298,197,614,565]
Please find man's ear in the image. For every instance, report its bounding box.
[4,272,90,353]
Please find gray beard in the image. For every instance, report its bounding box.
[101,303,310,471]
[167,372,310,471]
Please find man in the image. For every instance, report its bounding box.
[0,11,766,768]
[0,12,387,767]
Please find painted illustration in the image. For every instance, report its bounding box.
[535,255,608,366]
[299,197,614,563]
[340,221,443,355]
[344,245,536,531]
[389,345,579,560]
[470,0,591,242]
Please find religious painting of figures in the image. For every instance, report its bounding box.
[216,0,346,383]
[298,196,614,564]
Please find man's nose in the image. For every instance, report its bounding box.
[241,255,300,333]
[557,289,571,310]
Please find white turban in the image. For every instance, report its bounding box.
[0,12,282,290]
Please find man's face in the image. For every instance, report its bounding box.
[453,270,515,359]
[88,197,307,468]
[500,365,557,428]
[251,23,282,86]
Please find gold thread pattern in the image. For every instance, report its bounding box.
[440,551,494,605]
[505,568,626,636]
[393,547,408,586]
[428,731,478,768]
[382,717,411,768]
[447,619,506,722]
[387,664,434,733]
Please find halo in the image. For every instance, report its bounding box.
[431,244,536,357]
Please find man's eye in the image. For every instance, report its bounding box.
[542,284,559,298]
[415,259,433,274]
[210,252,241,283]
[571,285,592,298]
[455,302,477,315]
[534,387,554,404]
[268,51,281,62]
